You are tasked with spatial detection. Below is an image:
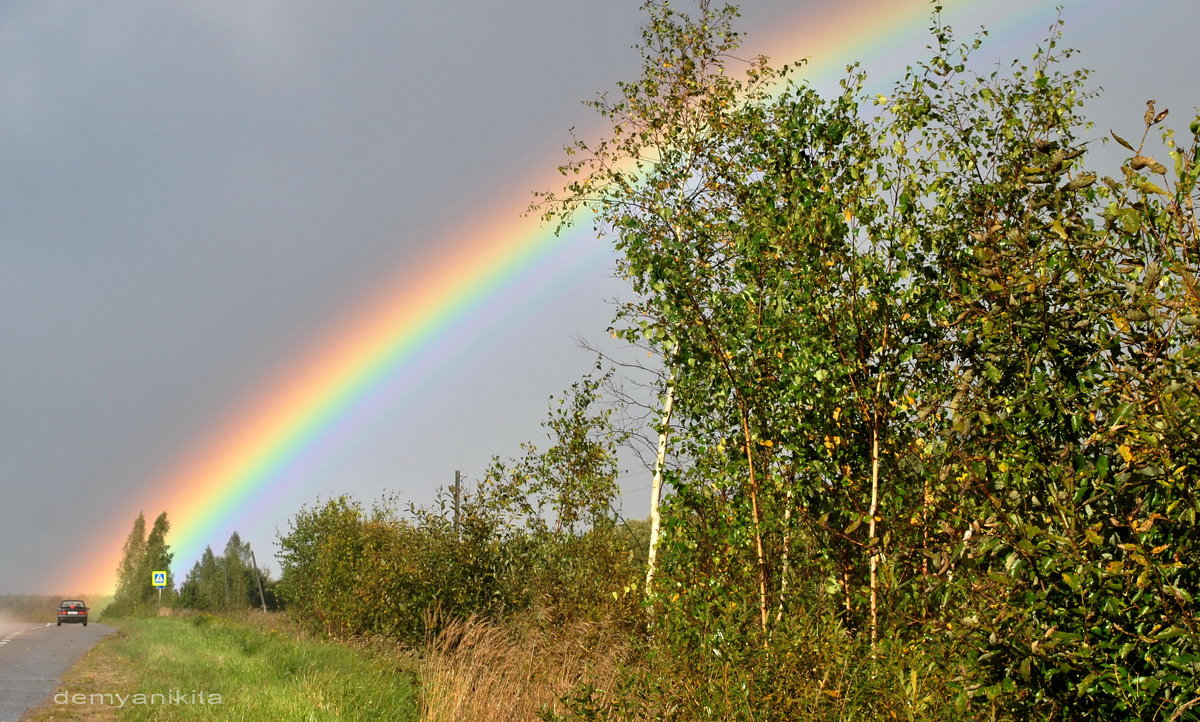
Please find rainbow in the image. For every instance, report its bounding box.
[58,176,608,594]
[58,0,1125,594]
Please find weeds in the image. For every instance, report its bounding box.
[419,613,632,722]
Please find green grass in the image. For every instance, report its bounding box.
[41,614,419,721]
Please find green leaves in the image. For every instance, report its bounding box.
[532,2,1200,717]
[108,511,176,617]
[271,369,643,645]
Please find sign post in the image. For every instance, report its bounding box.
[152,570,167,606]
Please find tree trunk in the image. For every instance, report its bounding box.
[776,479,793,625]
[868,419,881,646]
[739,414,770,637]
[645,380,675,599]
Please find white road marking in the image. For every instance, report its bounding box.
[1,628,28,645]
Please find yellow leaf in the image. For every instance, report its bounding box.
[1135,177,1170,196]
[1118,444,1133,463]
[844,208,854,223]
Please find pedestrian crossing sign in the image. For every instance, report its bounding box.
[152,571,167,587]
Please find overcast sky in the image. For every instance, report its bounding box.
[1,0,1196,595]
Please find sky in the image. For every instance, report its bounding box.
[1,0,1196,595]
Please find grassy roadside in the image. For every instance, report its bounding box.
[24,613,419,721]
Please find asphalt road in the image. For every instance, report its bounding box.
[0,620,114,722]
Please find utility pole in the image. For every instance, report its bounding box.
[453,469,462,540]
[249,549,268,613]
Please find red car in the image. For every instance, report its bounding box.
[56,599,88,626]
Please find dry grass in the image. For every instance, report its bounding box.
[418,614,632,722]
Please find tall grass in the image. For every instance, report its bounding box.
[419,614,632,722]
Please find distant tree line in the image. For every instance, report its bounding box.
[177,531,275,612]
[106,511,275,617]
[0,594,105,623]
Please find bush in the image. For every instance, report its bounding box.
[540,1,1200,718]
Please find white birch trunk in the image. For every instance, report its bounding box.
[644,381,675,598]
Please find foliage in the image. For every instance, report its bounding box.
[106,511,175,617]
[539,1,1200,718]
[177,532,273,613]
[475,370,639,623]
[111,512,147,610]
[274,373,643,644]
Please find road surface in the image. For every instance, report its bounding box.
[0,620,114,722]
